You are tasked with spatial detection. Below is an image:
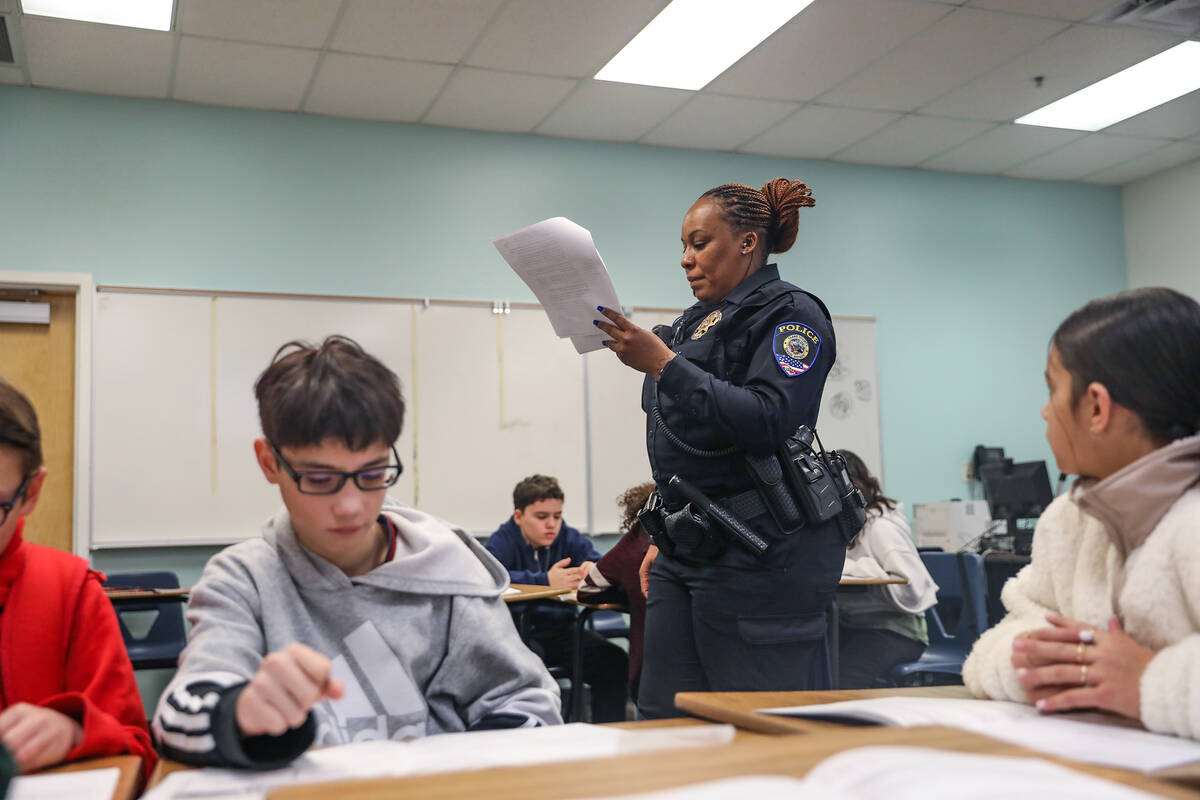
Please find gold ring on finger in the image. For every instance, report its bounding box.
[1076,642,1085,663]
[1079,664,1088,686]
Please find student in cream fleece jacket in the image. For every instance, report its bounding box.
[963,288,1200,740]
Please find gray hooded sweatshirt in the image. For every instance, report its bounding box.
[152,498,562,769]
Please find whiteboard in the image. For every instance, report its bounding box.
[91,291,880,546]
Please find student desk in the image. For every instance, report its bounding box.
[554,593,628,722]
[261,718,1200,800]
[103,587,190,603]
[37,754,143,800]
[504,584,572,603]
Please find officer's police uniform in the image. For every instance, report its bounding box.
[637,263,847,719]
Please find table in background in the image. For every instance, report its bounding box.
[36,754,143,800]
[103,587,190,603]
[504,584,571,603]
[263,717,1199,800]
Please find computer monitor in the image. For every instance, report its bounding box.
[979,460,1053,554]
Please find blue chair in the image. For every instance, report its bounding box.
[585,610,630,639]
[102,571,188,670]
[885,552,988,684]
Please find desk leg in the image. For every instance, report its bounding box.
[826,599,839,690]
[571,608,595,723]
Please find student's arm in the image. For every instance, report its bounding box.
[962,499,1069,704]
[426,594,563,731]
[7,574,156,778]
[152,548,316,769]
[870,515,939,614]
[485,533,547,585]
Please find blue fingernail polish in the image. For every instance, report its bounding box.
[592,320,599,326]
[597,306,604,311]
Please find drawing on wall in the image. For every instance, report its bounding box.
[828,391,853,420]
[827,359,849,382]
[854,379,873,403]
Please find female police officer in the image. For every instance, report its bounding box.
[594,178,846,718]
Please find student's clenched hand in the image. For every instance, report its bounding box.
[236,643,345,738]
[0,702,83,772]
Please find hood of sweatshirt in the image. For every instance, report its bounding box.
[261,497,508,598]
[1071,433,1200,560]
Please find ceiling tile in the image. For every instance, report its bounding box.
[819,8,1065,112]
[923,24,1182,122]
[965,0,1117,21]
[536,80,690,142]
[0,65,24,85]
[1082,141,1200,185]
[467,0,664,78]
[1105,89,1200,140]
[709,0,951,102]
[921,123,1085,173]
[640,94,799,151]
[1004,133,1169,180]
[739,104,901,159]
[832,115,995,167]
[173,37,319,111]
[422,67,576,133]
[332,0,504,62]
[177,0,342,48]
[304,54,452,123]
[22,16,172,97]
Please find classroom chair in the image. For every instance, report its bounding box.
[884,552,988,685]
[585,610,630,639]
[102,571,188,671]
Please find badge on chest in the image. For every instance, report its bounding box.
[690,310,722,340]
[773,322,821,377]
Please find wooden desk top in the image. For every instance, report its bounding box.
[676,686,972,735]
[37,754,143,800]
[504,584,572,603]
[103,587,190,602]
[265,722,1199,800]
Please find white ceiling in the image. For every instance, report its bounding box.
[3,0,1199,185]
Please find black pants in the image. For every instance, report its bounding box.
[637,518,845,719]
[530,627,629,723]
[837,627,926,689]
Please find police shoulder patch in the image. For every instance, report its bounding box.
[772,321,821,377]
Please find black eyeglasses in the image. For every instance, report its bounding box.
[0,475,32,528]
[270,443,403,495]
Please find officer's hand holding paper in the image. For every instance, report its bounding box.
[492,217,621,354]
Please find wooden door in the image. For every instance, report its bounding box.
[0,291,76,552]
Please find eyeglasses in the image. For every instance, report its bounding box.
[0,475,32,528]
[270,443,403,495]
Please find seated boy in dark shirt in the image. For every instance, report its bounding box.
[486,475,629,722]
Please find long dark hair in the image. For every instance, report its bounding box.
[1053,287,1200,445]
[839,450,896,515]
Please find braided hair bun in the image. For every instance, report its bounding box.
[700,178,815,256]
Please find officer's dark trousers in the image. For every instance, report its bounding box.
[637,520,845,719]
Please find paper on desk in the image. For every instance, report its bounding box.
[492,217,621,352]
[9,767,120,800]
[142,722,734,800]
[503,586,520,595]
[571,746,1161,800]
[761,697,1200,773]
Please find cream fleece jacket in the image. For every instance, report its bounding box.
[962,483,1200,739]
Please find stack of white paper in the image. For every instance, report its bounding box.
[571,746,1164,800]
[142,722,734,800]
[492,217,622,354]
[761,697,1200,773]
[8,767,120,800]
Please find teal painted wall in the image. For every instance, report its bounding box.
[1,87,1128,566]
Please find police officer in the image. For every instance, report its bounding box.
[594,178,846,718]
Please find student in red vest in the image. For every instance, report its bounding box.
[0,376,155,777]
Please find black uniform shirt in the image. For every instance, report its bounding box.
[642,264,835,511]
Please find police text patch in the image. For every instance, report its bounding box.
[772,322,820,377]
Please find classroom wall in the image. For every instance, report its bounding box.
[0,86,1129,573]
[1123,158,1200,300]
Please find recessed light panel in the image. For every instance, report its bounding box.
[1016,41,1200,132]
[595,0,817,91]
[21,0,173,31]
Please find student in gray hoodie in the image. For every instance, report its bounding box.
[153,336,561,769]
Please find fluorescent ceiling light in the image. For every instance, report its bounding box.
[21,0,174,31]
[595,0,817,91]
[1016,41,1200,132]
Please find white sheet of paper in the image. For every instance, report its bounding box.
[761,697,1200,773]
[493,217,622,341]
[503,586,520,595]
[8,767,120,800]
[142,722,735,800]
[572,746,1160,800]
